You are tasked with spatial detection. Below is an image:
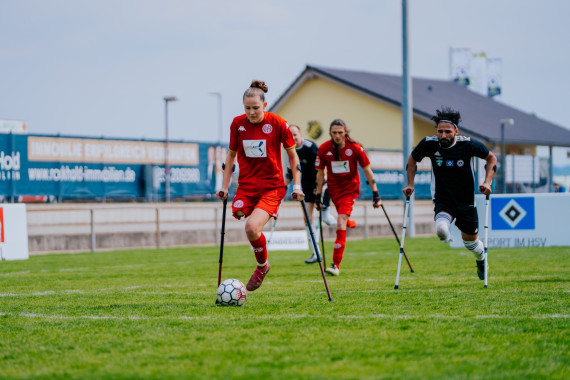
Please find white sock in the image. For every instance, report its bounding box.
[463,240,485,261]
[435,213,452,242]
[305,224,317,256]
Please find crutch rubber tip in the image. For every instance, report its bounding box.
[411,270,415,273]
[394,285,399,290]
[484,285,488,288]
[328,298,333,302]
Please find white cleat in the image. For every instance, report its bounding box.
[325,264,340,276]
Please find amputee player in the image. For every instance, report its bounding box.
[315,119,381,276]
[285,124,337,264]
[403,107,497,280]
[218,80,304,292]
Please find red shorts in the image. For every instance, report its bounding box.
[330,192,358,216]
[231,187,286,220]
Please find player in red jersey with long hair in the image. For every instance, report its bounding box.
[315,119,381,276]
[218,80,304,291]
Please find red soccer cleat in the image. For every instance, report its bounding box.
[347,219,356,228]
[246,262,271,291]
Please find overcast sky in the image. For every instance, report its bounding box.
[1,0,569,155]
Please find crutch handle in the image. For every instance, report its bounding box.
[479,185,486,192]
[218,191,225,198]
[405,188,412,196]
[292,192,297,199]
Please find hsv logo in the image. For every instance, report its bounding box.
[492,197,535,230]
[446,160,454,166]
[0,207,4,243]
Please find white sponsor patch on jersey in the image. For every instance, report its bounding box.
[243,140,267,158]
[331,160,350,174]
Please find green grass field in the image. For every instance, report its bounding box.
[1,237,568,379]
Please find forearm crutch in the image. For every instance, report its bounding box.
[319,194,327,268]
[294,193,333,302]
[217,163,235,287]
[480,186,490,288]
[394,189,412,289]
[380,204,414,273]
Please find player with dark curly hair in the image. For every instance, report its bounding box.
[403,106,497,280]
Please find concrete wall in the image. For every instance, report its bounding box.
[26,200,436,254]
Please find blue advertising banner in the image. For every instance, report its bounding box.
[0,133,230,201]
[365,149,431,200]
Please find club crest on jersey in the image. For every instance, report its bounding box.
[233,200,244,208]
[243,140,267,158]
[262,124,273,134]
[436,157,443,167]
[457,160,464,167]
[345,148,353,156]
[446,160,454,166]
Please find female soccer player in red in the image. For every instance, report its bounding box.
[315,119,381,276]
[218,80,304,291]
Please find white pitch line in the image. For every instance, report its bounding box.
[1,312,567,321]
[0,271,31,276]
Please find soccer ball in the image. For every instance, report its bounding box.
[216,279,247,306]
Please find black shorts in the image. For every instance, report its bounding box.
[434,202,479,235]
[301,181,317,203]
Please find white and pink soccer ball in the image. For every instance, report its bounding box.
[216,279,247,306]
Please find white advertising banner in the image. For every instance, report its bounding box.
[487,57,502,97]
[0,204,29,260]
[468,52,488,96]
[450,47,472,86]
[267,230,311,251]
[450,193,570,248]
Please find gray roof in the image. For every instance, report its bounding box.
[272,65,570,147]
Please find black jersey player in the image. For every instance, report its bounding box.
[403,107,497,280]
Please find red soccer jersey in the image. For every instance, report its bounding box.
[229,112,295,195]
[315,139,370,198]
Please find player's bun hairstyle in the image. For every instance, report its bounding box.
[243,80,268,102]
[330,118,361,160]
[431,107,461,128]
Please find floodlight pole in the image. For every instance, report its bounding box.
[402,0,414,236]
[500,118,514,193]
[164,96,178,202]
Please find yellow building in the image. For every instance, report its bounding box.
[270,65,570,152]
[270,65,570,194]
